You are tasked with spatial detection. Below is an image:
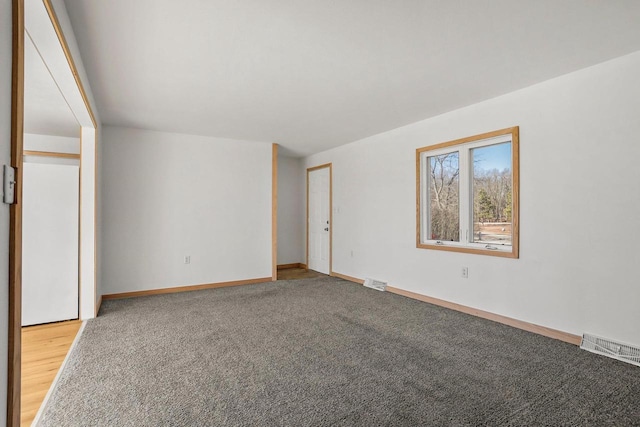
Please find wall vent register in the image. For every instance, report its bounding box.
[581,333,640,367]
[363,278,387,292]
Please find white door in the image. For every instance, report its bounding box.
[308,166,330,274]
[22,162,79,326]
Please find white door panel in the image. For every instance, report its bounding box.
[22,162,79,326]
[308,167,330,274]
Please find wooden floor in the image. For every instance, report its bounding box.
[21,320,82,426]
[277,267,325,280]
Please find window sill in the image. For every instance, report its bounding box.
[416,242,519,258]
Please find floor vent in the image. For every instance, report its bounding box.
[363,278,387,292]
[580,333,640,367]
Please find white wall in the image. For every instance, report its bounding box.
[79,126,96,318]
[96,126,103,305]
[22,162,79,326]
[0,0,11,422]
[24,133,80,153]
[48,0,102,316]
[102,126,273,294]
[277,155,304,265]
[41,0,100,130]
[22,132,95,319]
[22,135,83,324]
[23,134,80,167]
[303,50,640,348]
[50,0,105,309]
[23,0,101,318]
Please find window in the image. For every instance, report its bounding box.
[416,127,519,258]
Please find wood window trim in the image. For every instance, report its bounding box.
[415,126,520,259]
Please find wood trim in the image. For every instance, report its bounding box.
[415,144,421,248]
[42,0,97,128]
[415,126,518,154]
[415,243,518,258]
[93,130,98,315]
[415,126,519,259]
[8,0,24,424]
[272,143,278,281]
[95,295,102,315]
[307,162,332,173]
[21,318,82,333]
[23,150,80,159]
[330,272,364,284]
[511,128,520,259]
[306,168,309,270]
[332,271,582,346]
[102,277,273,300]
[329,165,333,275]
[78,129,83,319]
[277,263,305,270]
[306,163,333,274]
[386,286,581,345]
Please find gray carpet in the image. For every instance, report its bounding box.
[39,277,640,426]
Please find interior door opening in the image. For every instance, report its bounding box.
[9,0,99,424]
[306,164,332,275]
[22,158,80,326]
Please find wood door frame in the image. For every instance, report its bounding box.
[305,163,332,275]
[8,0,25,424]
[272,143,278,281]
[9,0,98,424]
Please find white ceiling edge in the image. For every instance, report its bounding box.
[63,1,640,156]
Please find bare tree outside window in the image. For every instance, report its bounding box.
[428,152,459,241]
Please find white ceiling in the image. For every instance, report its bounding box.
[24,31,80,138]
[63,0,640,156]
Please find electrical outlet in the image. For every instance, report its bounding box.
[184,255,191,264]
[461,267,468,278]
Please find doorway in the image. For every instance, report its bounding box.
[22,25,81,327]
[21,160,80,326]
[9,0,99,425]
[306,164,332,275]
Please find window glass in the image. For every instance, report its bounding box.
[428,152,459,242]
[472,142,512,245]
